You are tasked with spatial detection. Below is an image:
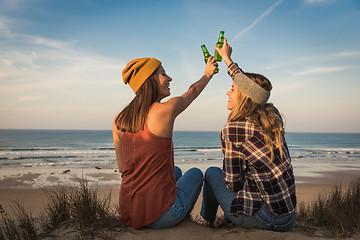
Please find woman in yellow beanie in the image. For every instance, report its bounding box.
[112,56,218,229]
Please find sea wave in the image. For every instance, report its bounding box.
[174,146,221,152]
[0,155,113,161]
[0,148,63,152]
[19,160,117,167]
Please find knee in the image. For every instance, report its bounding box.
[187,167,204,182]
[175,166,182,174]
[205,167,222,180]
[174,166,182,179]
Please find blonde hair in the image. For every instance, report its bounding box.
[228,72,285,162]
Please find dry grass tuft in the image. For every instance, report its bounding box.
[0,177,123,240]
[296,177,360,238]
[0,202,39,240]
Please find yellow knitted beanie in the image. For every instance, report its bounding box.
[122,57,162,93]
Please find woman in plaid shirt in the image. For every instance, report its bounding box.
[200,39,296,232]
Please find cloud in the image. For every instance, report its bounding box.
[17,96,46,102]
[0,16,126,110]
[28,36,68,49]
[0,47,124,92]
[330,51,360,58]
[0,19,129,130]
[292,66,348,75]
[230,0,285,43]
[0,0,22,10]
[274,81,307,92]
[0,16,124,82]
[0,17,70,49]
[304,0,334,5]
[264,50,360,72]
[0,17,12,37]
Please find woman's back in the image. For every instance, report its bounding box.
[221,118,296,216]
[113,56,217,229]
[119,122,176,229]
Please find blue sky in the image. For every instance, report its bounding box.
[0,0,359,132]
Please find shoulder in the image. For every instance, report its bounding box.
[148,97,186,120]
[147,102,172,120]
[146,102,175,137]
[221,118,260,144]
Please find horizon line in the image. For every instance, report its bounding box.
[0,128,359,134]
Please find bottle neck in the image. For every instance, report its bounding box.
[218,32,224,43]
[201,45,209,54]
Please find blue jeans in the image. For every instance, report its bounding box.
[200,167,295,232]
[146,166,203,229]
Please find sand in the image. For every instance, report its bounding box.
[0,167,359,239]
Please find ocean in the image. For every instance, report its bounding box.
[0,129,360,178]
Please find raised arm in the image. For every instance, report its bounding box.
[166,56,217,117]
[146,56,218,137]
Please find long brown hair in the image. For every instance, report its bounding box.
[115,73,159,133]
[228,72,285,161]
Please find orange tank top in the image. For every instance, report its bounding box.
[119,123,176,229]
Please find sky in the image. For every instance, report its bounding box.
[0,0,360,133]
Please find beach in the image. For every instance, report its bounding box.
[1,130,360,239]
[1,165,359,239]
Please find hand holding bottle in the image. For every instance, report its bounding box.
[214,31,225,61]
[201,44,219,74]
[213,38,233,67]
[204,56,218,78]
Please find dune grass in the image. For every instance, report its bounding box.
[0,177,123,240]
[0,202,39,240]
[296,177,360,238]
[1,176,360,239]
[41,177,118,234]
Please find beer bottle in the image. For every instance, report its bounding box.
[201,44,218,74]
[214,31,225,61]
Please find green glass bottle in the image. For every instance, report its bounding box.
[201,44,218,74]
[214,31,225,61]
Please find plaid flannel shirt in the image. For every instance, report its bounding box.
[222,63,296,216]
